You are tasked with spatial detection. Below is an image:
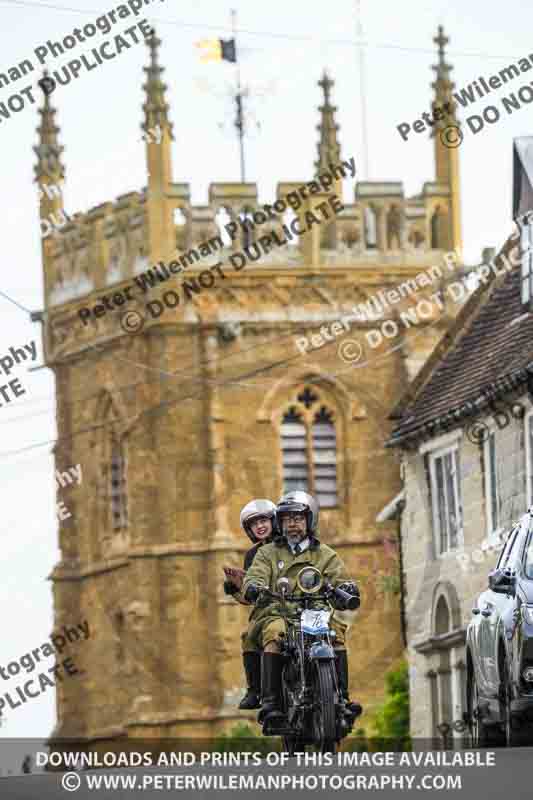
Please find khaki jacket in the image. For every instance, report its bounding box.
[242,539,354,628]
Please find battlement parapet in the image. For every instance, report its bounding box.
[44,180,455,311]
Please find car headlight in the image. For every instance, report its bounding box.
[522,605,533,625]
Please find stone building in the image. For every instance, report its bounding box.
[34,28,465,746]
[385,193,533,745]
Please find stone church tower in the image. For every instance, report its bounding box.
[36,28,463,745]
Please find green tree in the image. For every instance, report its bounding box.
[346,659,411,752]
[372,660,411,747]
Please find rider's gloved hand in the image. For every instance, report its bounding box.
[244,584,260,604]
[244,584,271,607]
[223,580,239,596]
[331,581,360,610]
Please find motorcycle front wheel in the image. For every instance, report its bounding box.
[312,660,337,754]
[281,670,305,756]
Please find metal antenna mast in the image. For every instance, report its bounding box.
[355,0,369,180]
[231,8,246,182]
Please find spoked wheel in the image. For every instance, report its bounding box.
[312,661,337,754]
[281,670,305,757]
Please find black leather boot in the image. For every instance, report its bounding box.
[336,650,363,719]
[258,652,284,723]
[239,652,261,710]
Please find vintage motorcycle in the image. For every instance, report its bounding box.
[255,566,360,754]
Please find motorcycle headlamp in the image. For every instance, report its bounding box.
[523,605,533,626]
[296,567,323,593]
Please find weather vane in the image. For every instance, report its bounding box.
[195,9,269,182]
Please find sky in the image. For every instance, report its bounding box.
[1,0,532,746]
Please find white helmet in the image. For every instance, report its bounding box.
[240,499,277,542]
[277,491,319,537]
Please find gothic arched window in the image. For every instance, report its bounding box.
[387,205,401,249]
[240,206,255,250]
[110,439,128,531]
[364,205,377,249]
[430,207,441,249]
[280,387,338,507]
[435,595,451,635]
[215,206,234,247]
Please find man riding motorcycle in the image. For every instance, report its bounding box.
[242,491,362,726]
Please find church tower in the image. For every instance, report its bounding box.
[38,29,464,747]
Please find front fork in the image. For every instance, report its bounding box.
[308,641,353,739]
[297,626,307,696]
[307,639,342,704]
[283,636,352,739]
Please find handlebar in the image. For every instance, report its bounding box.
[249,583,359,610]
[264,590,332,603]
[332,585,360,610]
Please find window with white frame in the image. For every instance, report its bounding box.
[520,214,533,306]
[526,411,533,508]
[484,430,503,538]
[429,446,463,555]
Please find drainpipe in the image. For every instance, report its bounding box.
[396,497,407,648]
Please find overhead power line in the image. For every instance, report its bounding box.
[0,283,312,422]
[0,309,441,461]
[0,0,526,61]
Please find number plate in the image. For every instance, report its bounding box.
[301,609,331,634]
